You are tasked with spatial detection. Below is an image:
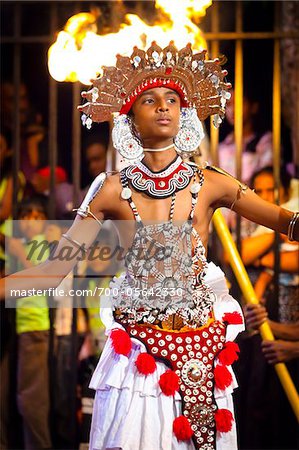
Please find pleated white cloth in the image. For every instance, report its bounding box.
[89,262,245,450]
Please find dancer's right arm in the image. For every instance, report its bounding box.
[0,172,117,301]
[0,215,102,300]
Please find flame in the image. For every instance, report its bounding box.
[48,0,212,85]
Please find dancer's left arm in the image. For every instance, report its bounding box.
[206,168,298,241]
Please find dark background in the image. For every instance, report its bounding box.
[0,1,291,186]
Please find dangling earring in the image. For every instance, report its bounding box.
[174,108,205,157]
[112,114,144,162]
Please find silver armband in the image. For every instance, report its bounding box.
[61,234,88,253]
[230,182,249,210]
[73,172,107,226]
[287,211,299,241]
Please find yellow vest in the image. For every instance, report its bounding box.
[16,233,50,334]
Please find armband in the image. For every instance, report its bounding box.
[73,172,107,226]
[287,211,299,241]
[204,164,249,209]
[61,234,88,253]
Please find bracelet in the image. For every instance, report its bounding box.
[73,206,103,227]
[230,183,249,210]
[61,233,87,253]
[287,211,299,241]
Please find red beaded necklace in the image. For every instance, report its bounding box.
[124,155,195,198]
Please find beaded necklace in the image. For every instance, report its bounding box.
[123,155,195,199]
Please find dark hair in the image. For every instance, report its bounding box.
[250,165,292,192]
[17,194,49,219]
[1,155,13,178]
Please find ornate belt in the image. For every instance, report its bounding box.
[114,310,197,331]
[124,320,227,449]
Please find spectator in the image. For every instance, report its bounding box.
[0,132,26,264]
[244,304,299,363]
[81,135,110,196]
[6,195,52,449]
[233,166,298,450]
[241,166,298,313]
[0,81,47,182]
[218,89,273,185]
[31,165,78,219]
[0,133,25,221]
[85,139,108,179]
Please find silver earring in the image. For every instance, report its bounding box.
[174,108,205,157]
[112,114,144,162]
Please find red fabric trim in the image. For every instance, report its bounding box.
[173,415,194,441]
[159,370,180,396]
[218,341,240,366]
[120,79,189,115]
[135,353,157,375]
[110,329,132,356]
[215,409,234,433]
[222,311,243,325]
[214,364,233,390]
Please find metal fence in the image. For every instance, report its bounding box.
[1,1,298,216]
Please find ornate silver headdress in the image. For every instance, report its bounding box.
[78,41,231,128]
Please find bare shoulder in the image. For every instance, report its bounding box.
[104,171,122,193]
[200,165,233,204]
[77,171,123,221]
[94,171,123,205]
[200,165,249,209]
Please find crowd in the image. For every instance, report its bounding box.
[0,80,298,450]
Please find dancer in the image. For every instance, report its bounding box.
[2,42,298,450]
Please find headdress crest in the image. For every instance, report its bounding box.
[79,41,231,128]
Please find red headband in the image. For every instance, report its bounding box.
[119,78,190,115]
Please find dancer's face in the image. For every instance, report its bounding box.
[131,87,180,146]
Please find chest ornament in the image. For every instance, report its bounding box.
[124,156,195,198]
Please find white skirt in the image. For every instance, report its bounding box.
[89,263,245,450]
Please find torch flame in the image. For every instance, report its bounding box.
[48,0,212,85]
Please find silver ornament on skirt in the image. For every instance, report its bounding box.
[174,108,205,157]
[112,114,144,162]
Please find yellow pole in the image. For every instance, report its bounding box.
[212,209,299,422]
[209,1,220,166]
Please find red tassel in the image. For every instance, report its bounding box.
[222,311,243,325]
[173,415,193,441]
[110,329,132,356]
[159,370,180,396]
[135,353,157,375]
[218,341,240,366]
[215,408,234,432]
[214,364,233,390]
